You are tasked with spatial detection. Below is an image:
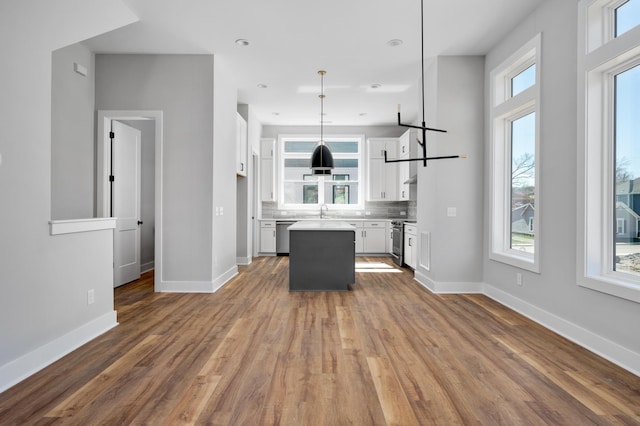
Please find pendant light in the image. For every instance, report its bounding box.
[310,70,334,175]
[385,0,463,167]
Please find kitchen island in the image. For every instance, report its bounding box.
[288,221,356,291]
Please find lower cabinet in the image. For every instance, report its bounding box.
[260,221,276,253]
[404,223,417,269]
[348,221,387,254]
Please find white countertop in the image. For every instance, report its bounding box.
[288,221,356,231]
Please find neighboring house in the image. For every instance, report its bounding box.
[616,177,640,219]
[615,201,640,242]
[511,203,535,236]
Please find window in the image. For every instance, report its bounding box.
[490,34,540,272]
[511,64,536,97]
[278,135,363,210]
[579,0,640,302]
[615,0,640,37]
[617,218,627,235]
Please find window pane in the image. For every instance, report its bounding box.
[616,0,640,37]
[511,64,536,97]
[510,112,536,253]
[325,141,359,153]
[614,64,640,275]
[284,141,317,153]
[283,182,318,204]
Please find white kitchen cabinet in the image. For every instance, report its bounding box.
[363,222,387,253]
[397,130,414,201]
[260,220,276,253]
[367,138,397,201]
[404,223,417,269]
[346,222,364,253]
[236,113,248,176]
[349,221,387,253]
[260,138,276,201]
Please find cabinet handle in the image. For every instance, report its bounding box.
[402,190,405,198]
[240,163,244,171]
[273,230,276,237]
[408,238,412,247]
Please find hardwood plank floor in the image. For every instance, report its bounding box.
[1,256,639,425]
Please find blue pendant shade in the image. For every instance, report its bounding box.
[311,144,334,175]
[310,70,334,175]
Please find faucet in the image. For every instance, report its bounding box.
[320,203,328,219]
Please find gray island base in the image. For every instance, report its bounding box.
[288,221,356,291]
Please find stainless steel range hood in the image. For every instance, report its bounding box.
[404,175,417,185]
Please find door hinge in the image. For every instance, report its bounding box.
[109,131,115,139]
[109,175,115,182]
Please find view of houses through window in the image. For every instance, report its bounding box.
[511,112,536,253]
[614,63,640,276]
[280,137,362,208]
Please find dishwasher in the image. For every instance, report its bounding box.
[276,221,296,255]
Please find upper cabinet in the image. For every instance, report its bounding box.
[260,138,276,202]
[367,138,398,201]
[397,130,411,201]
[236,113,247,176]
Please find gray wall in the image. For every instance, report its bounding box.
[483,1,640,360]
[416,56,485,285]
[0,0,137,391]
[212,57,239,282]
[119,119,155,272]
[51,43,95,220]
[95,54,215,283]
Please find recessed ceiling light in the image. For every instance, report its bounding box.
[272,112,280,116]
[257,83,267,89]
[359,113,368,116]
[387,39,403,47]
[370,84,381,89]
[235,39,250,46]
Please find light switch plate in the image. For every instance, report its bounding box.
[447,207,457,217]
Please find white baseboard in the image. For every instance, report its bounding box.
[414,270,484,294]
[414,271,639,376]
[158,265,238,293]
[0,310,118,393]
[484,284,640,377]
[236,256,252,266]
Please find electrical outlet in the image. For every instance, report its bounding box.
[87,289,95,305]
[516,273,523,286]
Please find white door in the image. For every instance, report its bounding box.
[112,120,142,287]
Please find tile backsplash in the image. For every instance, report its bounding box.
[262,200,416,220]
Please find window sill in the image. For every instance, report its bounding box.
[49,218,116,235]
[579,273,640,304]
[490,250,539,273]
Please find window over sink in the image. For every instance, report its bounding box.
[278,135,363,210]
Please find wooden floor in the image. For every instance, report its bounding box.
[1,257,639,425]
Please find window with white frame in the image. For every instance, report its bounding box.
[490,34,541,272]
[579,0,640,302]
[278,135,363,210]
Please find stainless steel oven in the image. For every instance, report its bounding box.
[391,220,404,266]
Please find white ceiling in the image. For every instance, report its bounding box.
[83,0,544,126]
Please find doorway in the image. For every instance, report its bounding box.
[97,110,163,291]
